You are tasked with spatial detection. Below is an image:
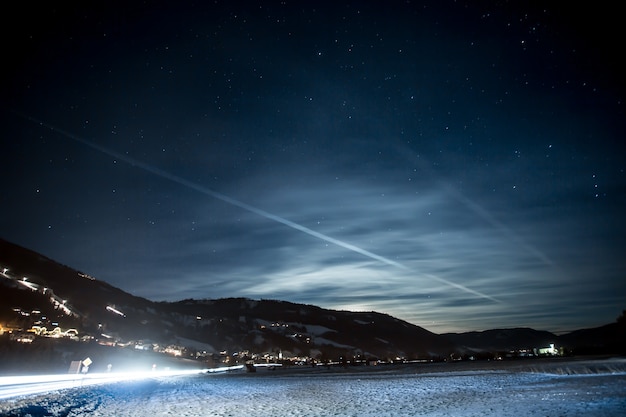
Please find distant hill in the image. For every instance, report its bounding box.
[557,322,625,354]
[159,297,455,359]
[442,328,558,353]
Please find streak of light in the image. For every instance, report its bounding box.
[0,369,204,400]
[106,305,126,317]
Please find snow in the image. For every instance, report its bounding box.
[303,324,336,336]
[2,359,625,416]
[313,337,354,349]
[173,337,215,353]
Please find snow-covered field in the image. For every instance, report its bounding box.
[2,358,625,416]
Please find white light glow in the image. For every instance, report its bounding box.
[0,369,205,400]
[106,305,126,317]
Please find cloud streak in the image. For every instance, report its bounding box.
[24,114,501,304]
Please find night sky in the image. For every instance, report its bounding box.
[2,1,624,334]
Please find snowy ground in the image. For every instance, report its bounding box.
[1,358,625,416]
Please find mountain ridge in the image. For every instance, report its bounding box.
[1,237,623,372]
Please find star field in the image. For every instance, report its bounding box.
[1,1,624,333]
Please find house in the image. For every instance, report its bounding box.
[535,343,558,356]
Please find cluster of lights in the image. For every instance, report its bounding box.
[29,325,79,339]
[1,268,76,317]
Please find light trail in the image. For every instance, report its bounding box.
[0,369,205,400]
[20,114,500,303]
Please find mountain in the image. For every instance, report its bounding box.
[0,238,456,367]
[442,328,558,355]
[443,324,626,357]
[159,297,454,359]
[1,237,623,374]
[557,322,625,354]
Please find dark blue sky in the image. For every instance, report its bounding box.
[2,1,624,333]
